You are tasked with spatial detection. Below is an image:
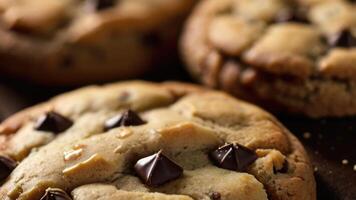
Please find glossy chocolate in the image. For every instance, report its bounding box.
[0,156,17,181]
[328,29,356,47]
[35,112,73,133]
[210,143,258,172]
[134,151,183,187]
[104,109,145,131]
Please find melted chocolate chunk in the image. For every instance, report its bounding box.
[210,143,258,172]
[92,0,116,10]
[40,188,72,200]
[35,112,73,133]
[0,156,17,181]
[134,151,183,187]
[274,160,289,174]
[328,29,356,48]
[104,109,146,131]
[210,192,221,200]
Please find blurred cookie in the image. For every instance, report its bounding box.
[0,0,195,85]
[181,0,356,117]
[0,81,315,200]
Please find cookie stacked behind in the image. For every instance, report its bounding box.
[0,0,195,85]
[181,0,356,117]
[0,81,316,200]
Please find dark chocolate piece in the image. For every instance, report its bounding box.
[134,150,183,187]
[210,143,258,171]
[35,111,73,133]
[274,160,289,174]
[40,188,72,200]
[104,109,145,131]
[0,156,17,181]
[93,0,116,10]
[328,29,356,47]
[210,192,221,200]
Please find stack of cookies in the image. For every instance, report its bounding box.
[1,0,355,199]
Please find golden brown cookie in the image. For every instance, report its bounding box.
[0,81,315,200]
[181,0,356,117]
[0,0,195,85]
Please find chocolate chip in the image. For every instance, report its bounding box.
[327,29,356,48]
[134,150,183,187]
[90,0,116,10]
[210,192,221,200]
[210,143,258,171]
[274,160,289,174]
[0,156,17,181]
[35,112,73,133]
[104,109,145,131]
[40,188,72,200]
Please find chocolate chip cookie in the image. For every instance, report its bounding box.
[0,0,195,85]
[181,0,356,117]
[0,81,315,200]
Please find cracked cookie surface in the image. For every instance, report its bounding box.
[0,81,315,200]
[181,0,356,117]
[0,0,195,85]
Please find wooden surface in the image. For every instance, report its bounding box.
[0,65,355,200]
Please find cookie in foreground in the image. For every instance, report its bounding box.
[181,0,356,117]
[0,0,195,85]
[0,81,315,199]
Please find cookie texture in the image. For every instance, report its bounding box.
[0,0,195,85]
[181,0,356,117]
[0,81,315,200]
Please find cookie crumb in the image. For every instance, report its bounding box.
[342,159,349,165]
[314,167,318,172]
[64,148,83,161]
[303,132,311,139]
[116,129,133,139]
[353,165,356,171]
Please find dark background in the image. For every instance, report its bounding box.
[0,64,355,199]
